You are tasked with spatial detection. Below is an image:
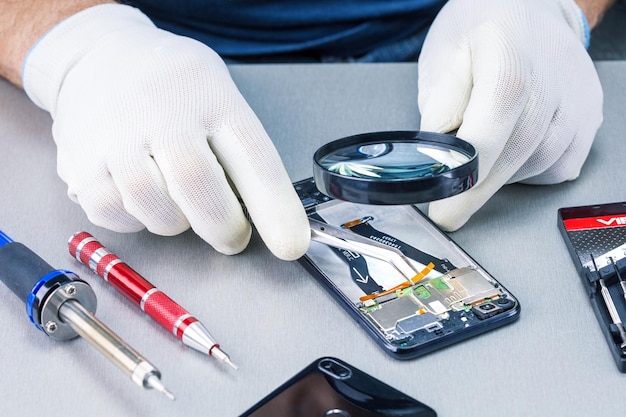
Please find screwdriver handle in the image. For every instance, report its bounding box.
[68,232,202,341]
[67,231,242,370]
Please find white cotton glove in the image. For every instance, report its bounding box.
[22,4,310,260]
[418,0,603,231]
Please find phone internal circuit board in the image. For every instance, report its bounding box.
[295,178,519,354]
[358,266,516,346]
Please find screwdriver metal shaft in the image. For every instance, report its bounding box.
[591,254,626,351]
[609,257,626,303]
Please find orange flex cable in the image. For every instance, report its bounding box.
[342,218,366,228]
[359,262,435,303]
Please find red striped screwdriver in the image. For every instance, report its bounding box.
[68,232,238,370]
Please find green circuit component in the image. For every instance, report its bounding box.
[360,302,381,314]
[414,285,431,299]
[430,277,451,291]
[399,288,413,297]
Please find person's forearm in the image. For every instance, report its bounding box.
[575,0,617,29]
[0,0,114,87]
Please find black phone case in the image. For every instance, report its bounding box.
[294,178,520,360]
[558,202,626,372]
[240,357,436,417]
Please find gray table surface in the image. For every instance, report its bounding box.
[1,62,625,417]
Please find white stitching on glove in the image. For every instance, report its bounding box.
[418,0,603,231]
[22,4,310,260]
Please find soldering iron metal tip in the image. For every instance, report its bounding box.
[146,374,176,400]
[224,356,239,371]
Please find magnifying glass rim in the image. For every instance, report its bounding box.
[312,130,478,205]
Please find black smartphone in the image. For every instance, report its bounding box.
[558,202,626,371]
[240,357,436,417]
[294,178,520,359]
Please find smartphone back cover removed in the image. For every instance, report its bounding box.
[295,178,520,359]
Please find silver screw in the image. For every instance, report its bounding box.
[45,321,58,333]
[65,284,77,296]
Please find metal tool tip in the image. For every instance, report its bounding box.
[146,375,176,400]
[210,346,239,370]
[224,357,239,370]
[161,387,176,401]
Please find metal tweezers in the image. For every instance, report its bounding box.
[309,218,421,284]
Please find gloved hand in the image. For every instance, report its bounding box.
[22,4,310,260]
[418,0,603,231]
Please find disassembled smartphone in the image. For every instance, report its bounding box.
[559,202,626,371]
[295,178,520,359]
[240,357,436,417]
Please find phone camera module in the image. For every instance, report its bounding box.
[319,358,352,380]
[495,297,513,307]
[479,303,496,311]
[472,297,516,320]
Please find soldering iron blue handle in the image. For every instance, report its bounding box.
[0,230,59,302]
[0,229,13,247]
[0,229,84,331]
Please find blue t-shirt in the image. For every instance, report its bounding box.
[130,0,447,60]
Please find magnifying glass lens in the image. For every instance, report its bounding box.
[319,142,470,180]
[313,131,478,205]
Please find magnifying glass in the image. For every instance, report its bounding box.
[313,131,478,205]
